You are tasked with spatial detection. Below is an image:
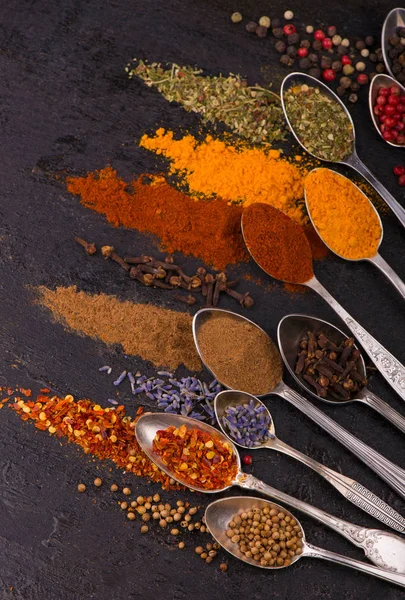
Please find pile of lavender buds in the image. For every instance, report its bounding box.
[99,366,221,424]
[222,400,272,447]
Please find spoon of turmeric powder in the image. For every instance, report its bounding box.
[241,202,405,404]
[304,167,405,300]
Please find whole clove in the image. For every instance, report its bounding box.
[101,246,130,271]
[174,294,196,306]
[296,330,366,400]
[204,274,215,308]
[75,237,97,255]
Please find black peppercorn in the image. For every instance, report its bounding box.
[331,60,342,72]
[393,63,402,75]
[272,27,284,38]
[376,48,383,61]
[321,56,332,69]
[398,27,405,38]
[299,57,311,69]
[312,40,322,51]
[280,54,294,67]
[340,76,352,89]
[272,17,281,28]
[286,45,297,57]
[355,40,366,50]
[349,93,358,103]
[398,72,405,83]
[246,21,258,33]
[336,86,346,96]
[369,53,377,62]
[350,81,360,91]
[376,62,385,73]
[308,53,318,63]
[365,35,374,46]
[309,67,321,78]
[337,44,348,55]
[256,25,268,38]
[300,39,311,48]
[369,72,377,80]
[275,40,286,53]
[287,32,300,45]
[389,35,400,46]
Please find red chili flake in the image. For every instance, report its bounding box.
[153,425,238,490]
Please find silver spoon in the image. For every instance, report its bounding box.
[135,412,405,573]
[206,496,405,587]
[280,72,405,229]
[214,389,405,521]
[305,167,405,299]
[278,313,405,434]
[241,206,405,402]
[382,7,405,79]
[369,74,405,149]
[193,308,405,511]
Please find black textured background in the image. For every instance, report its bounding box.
[0,1,405,599]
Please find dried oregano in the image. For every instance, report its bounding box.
[126,59,286,145]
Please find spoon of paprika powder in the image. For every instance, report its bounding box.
[135,411,405,572]
[241,202,405,403]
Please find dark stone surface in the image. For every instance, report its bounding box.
[0,0,404,598]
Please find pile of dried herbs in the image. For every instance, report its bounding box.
[126,59,286,145]
[283,84,354,161]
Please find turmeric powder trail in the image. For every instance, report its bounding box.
[140,129,307,224]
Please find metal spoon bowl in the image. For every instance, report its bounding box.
[369,73,405,148]
[304,168,405,298]
[193,308,405,510]
[278,313,405,434]
[280,71,405,228]
[382,7,405,79]
[135,412,405,571]
[205,496,405,587]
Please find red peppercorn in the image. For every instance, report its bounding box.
[322,37,333,49]
[399,174,405,185]
[322,68,336,81]
[283,24,296,35]
[384,104,396,115]
[341,56,352,65]
[314,29,325,40]
[393,165,405,176]
[357,73,368,85]
[390,85,400,95]
[242,455,253,466]
[379,87,390,97]
[383,130,394,141]
[297,47,308,57]
[385,117,397,129]
[376,95,386,106]
[397,135,405,145]
[380,114,388,123]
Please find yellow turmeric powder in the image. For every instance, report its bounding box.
[305,169,381,259]
[140,128,307,223]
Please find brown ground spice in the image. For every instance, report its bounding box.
[37,286,201,371]
[197,313,283,396]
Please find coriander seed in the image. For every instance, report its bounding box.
[127,512,136,521]
[195,546,203,555]
[77,483,86,493]
[141,525,149,534]
[110,483,118,492]
[121,502,128,510]
[123,487,131,496]
[220,563,228,572]
[171,528,179,536]
[94,477,102,487]
[159,519,167,528]
[178,542,185,549]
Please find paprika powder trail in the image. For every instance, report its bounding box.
[10,393,181,491]
[67,167,248,270]
[242,203,314,284]
[139,129,307,224]
[37,285,202,371]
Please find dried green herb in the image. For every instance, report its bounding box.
[126,59,286,145]
[284,84,354,161]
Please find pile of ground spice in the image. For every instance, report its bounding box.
[197,312,283,395]
[67,168,248,270]
[10,392,181,490]
[140,129,307,223]
[37,285,201,371]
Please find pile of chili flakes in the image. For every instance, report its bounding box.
[153,424,238,490]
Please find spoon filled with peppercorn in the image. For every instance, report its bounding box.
[214,389,405,517]
[369,74,405,148]
[304,168,405,299]
[193,308,405,510]
[280,72,405,228]
[205,496,405,588]
[278,314,405,434]
[241,202,405,404]
[135,412,405,572]
[382,7,405,80]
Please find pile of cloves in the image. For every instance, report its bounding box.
[75,237,254,309]
[295,331,367,400]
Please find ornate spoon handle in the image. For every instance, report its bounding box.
[274,382,405,500]
[368,253,405,300]
[357,390,405,435]
[344,152,405,229]
[306,276,405,402]
[303,543,405,588]
[237,473,404,571]
[270,437,405,532]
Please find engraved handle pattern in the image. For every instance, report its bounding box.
[307,277,405,401]
[276,383,405,500]
[359,390,405,435]
[271,438,405,532]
